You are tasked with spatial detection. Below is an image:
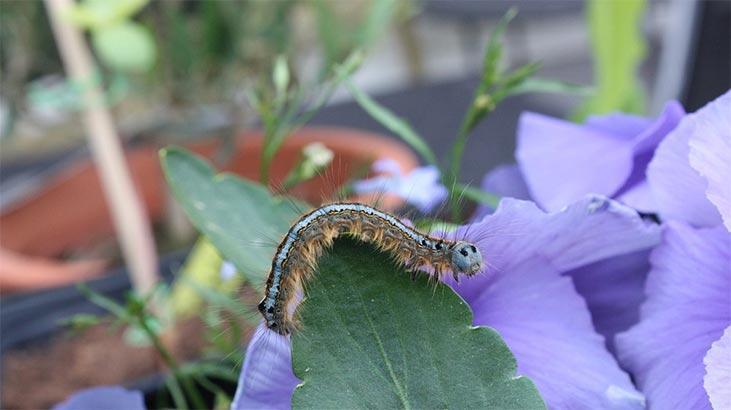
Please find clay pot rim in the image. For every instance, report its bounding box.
[0,126,421,293]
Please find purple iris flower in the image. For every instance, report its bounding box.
[52,386,146,410]
[615,90,731,409]
[352,158,448,213]
[233,195,659,409]
[516,101,685,213]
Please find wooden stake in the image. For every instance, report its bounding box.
[45,0,159,296]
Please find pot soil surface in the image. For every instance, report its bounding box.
[1,317,232,409]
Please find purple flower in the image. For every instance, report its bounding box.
[476,162,659,345]
[647,91,730,229]
[52,386,146,410]
[482,92,730,348]
[704,327,731,410]
[233,195,659,409]
[352,158,447,213]
[616,90,731,409]
[472,164,530,221]
[515,101,684,213]
[232,324,298,409]
[615,223,730,409]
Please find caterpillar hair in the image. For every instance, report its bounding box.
[257,202,484,335]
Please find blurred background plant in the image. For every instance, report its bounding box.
[2,0,728,408]
[0,0,399,155]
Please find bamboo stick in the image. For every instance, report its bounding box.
[45,0,159,296]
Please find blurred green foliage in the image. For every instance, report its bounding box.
[1,0,398,142]
[575,0,647,119]
[346,9,589,221]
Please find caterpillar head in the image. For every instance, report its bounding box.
[450,241,483,275]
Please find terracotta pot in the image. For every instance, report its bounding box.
[0,127,419,293]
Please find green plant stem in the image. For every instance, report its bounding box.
[445,105,496,221]
[135,310,207,410]
[259,52,361,186]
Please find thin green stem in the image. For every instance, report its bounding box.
[135,311,207,410]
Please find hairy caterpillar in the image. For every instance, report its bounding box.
[257,202,484,335]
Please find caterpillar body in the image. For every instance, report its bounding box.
[258,202,484,335]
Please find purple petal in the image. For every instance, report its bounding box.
[464,256,644,408]
[451,196,659,295]
[52,386,145,410]
[647,96,726,227]
[631,101,685,154]
[567,249,652,352]
[517,103,684,213]
[585,112,653,139]
[616,179,655,213]
[688,90,731,231]
[616,222,731,409]
[402,165,448,213]
[704,326,731,410]
[353,162,447,213]
[232,323,298,410]
[517,112,634,211]
[481,164,531,201]
[371,158,402,175]
[473,164,530,221]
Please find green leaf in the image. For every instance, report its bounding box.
[480,7,516,90]
[160,147,307,288]
[575,0,647,119]
[455,183,500,209]
[453,7,517,156]
[345,79,438,166]
[354,0,397,51]
[61,313,102,332]
[506,77,594,98]
[260,51,363,184]
[91,21,157,73]
[65,0,148,29]
[498,62,542,96]
[291,238,545,409]
[273,55,290,108]
[78,283,130,321]
[162,2,196,85]
[312,0,345,69]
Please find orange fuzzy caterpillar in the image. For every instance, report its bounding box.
[258,203,484,335]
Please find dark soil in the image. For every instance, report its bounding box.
[1,318,207,410]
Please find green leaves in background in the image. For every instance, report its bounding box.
[64,0,148,29]
[257,51,363,184]
[291,238,545,409]
[455,183,500,209]
[345,79,438,166]
[169,237,241,318]
[91,21,156,73]
[575,0,647,119]
[65,0,156,73]
[160,147,307,288]
[313,0,396,73]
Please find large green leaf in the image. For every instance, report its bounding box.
[291,238,545,409]
[160,147,307,288]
